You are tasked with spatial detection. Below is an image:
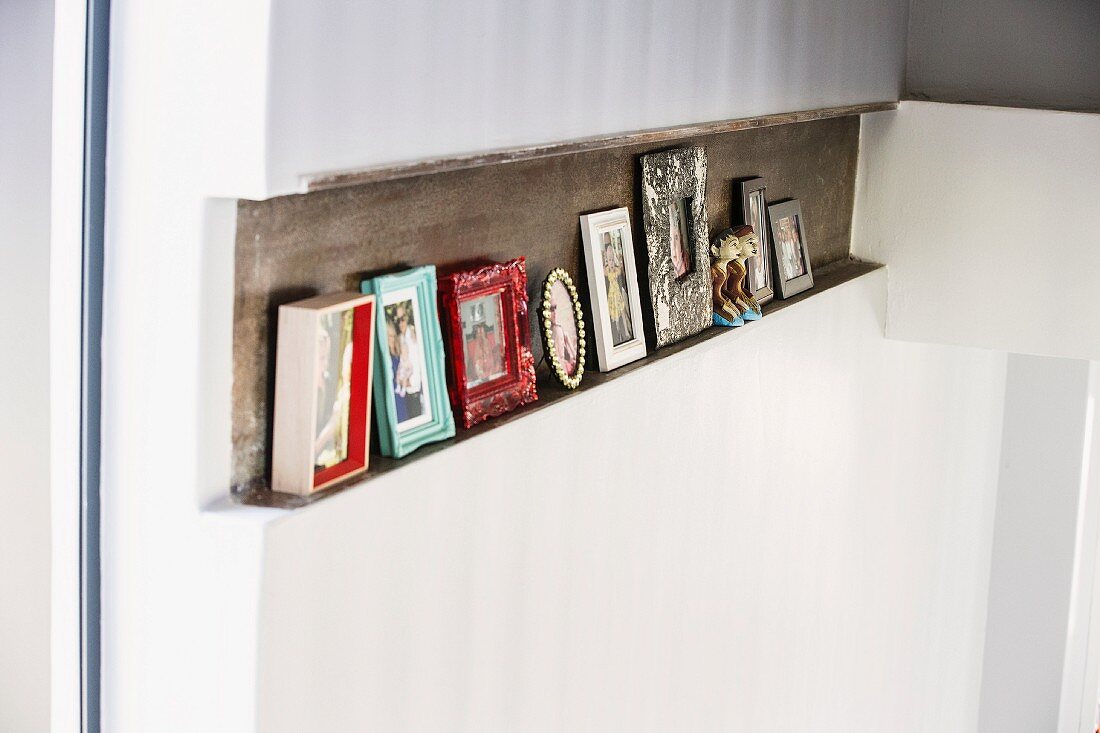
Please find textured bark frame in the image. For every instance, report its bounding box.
[640,147,712,347]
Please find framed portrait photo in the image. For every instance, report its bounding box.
[271,292,377,496]
[639,146,712,348]
[540,268,586,389]
[735,177,775,305]
[579,207,647,371]
[767,199,815,299]
[438,258,538,428]
[361,266,455,458]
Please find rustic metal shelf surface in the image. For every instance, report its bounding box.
[234,112,870,490]
[304,102,897,191]
[237,259,882,510]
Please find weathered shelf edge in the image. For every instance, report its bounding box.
[237,259,884,511]
[903,94,1100,115]
[303,102,898,191]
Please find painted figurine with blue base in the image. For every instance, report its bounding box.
[710,225,763,327]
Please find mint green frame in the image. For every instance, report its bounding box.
[361,266,455,458]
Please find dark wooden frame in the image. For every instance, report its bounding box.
[735,177,775,305]
[768,199,815,299]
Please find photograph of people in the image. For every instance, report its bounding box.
[668,199,692,277]
[601,228,634,346]
[313,309,354,471]
[461,294,506,388]
[549,280,579,376]
[748,191,769,288]
[384,294,433,432]
[776,215,807,281]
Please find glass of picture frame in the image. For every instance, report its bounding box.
[767,199,815,298]
[540,268,586,389]
[735,177,775,306]
[437,258,538,428]
[361,265,455,458]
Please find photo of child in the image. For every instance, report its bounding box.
[548,279,579,376]
[775,214,807,281]
[601,227,634,346]
[383,291,434,432]
[668,198,694,278]
[460,292,507,388]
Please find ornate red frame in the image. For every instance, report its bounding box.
[438,258,538,428]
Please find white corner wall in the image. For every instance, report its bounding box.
[255,270,1008,732]
[102,2,914,728]
[264,0,910,193]
[0,2,55,731]
[906,0,1100,111]
[98,3,1050,731]
[853,101,1100,362]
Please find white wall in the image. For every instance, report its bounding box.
[853,101,1100,362]
[99,3,1043,731]
[101,1,278,730]
[978,356,1092,733]
[256,270,1008,732]
[855,99,1100,733]
[265,0,910,193]
[50,0,90,728]
[0,2,54,731]
[906,0,1100,112]
[1067,363,1100,733]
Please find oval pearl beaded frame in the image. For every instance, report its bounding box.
[539,268,586,390]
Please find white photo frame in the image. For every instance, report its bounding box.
[580,207,648,371]
[272,292,377,496]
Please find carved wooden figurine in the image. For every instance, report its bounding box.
[710,225,763,327]
[726,224,763,322]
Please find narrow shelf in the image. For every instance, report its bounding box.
[304,102,897,191]
[237,259,882,510]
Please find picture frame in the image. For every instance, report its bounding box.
[579,207,647,371]
[735,177,775,305]
[767,199,815,299]
[540,268,586,389]
[437,258,538,428]
[361,265,456,458]
[271,292,377,496]
[639,146,712,348]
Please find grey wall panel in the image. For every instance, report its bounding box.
[907,0,1100,111]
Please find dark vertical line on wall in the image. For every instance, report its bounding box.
[81,0,109,731]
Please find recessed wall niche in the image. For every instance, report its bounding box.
[232,108,874,498]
